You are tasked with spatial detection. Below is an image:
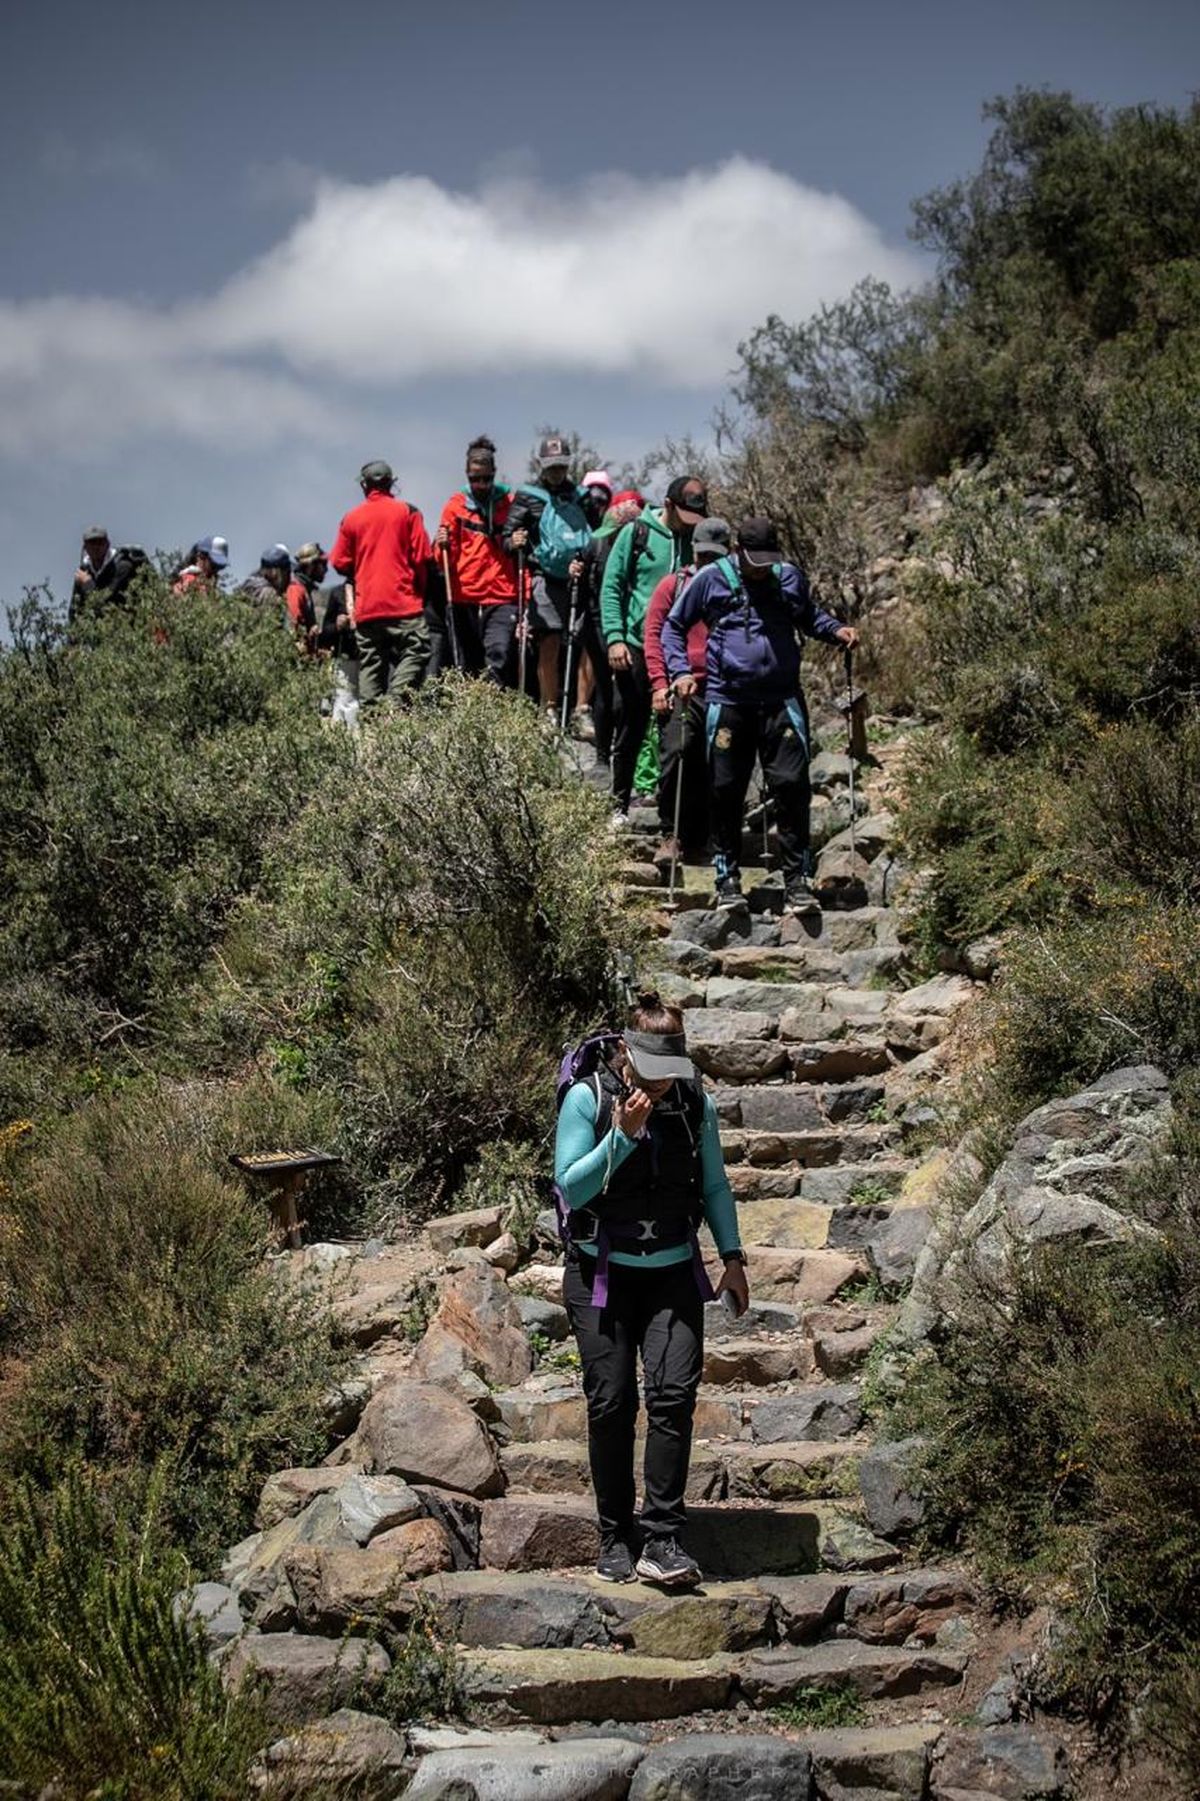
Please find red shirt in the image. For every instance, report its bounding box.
[644,567,708,694]
[439,488,518,605]
[285,579,312,628]
[330,491,431,622]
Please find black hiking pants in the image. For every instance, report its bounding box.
[563,1247,704,1542]
[581,600,613,760]
[451,602,519,688]
[708,697,812,887]
[657,695,709,849]
[610,647,653,815]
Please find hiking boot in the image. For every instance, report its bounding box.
[636,1536,701,1588]
[570,705,596,743]
[595,1533,637,1583]
[714,875,743,909]
[655,835,683,868]
[784,876,822,918]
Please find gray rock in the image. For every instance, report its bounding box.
[256,1466,352,1531]
[810,750,855,792]
[175,1581,242,1647]
[820,813,895,864]
[516,1294,571,1342]
[420,1571,608,1650]
[828,1203,893,1254]
[427,1206,505,1255]
[406,1737,645,1801]
[629,1733,811,1799]
[655,939,718,977]
[818,1511,903,1572]
[335,1473,424,1545]
[222,1631,390,1723]
[704,1298,800,1339]
[750,1385,863,1443]
[808,1722,938,1800]
[859,1438,926,1538]
[669,908,739,949]
[254,1707,408,1792]
[692,1039,790,1083]
[358,1380,504,1498]
[887,975,975,1054]
[815,848,871,910]
[867,1207,932,1291]
[933,1724,1071,1798]
[736,1087,828,1134]
[906,1067,1172,1346]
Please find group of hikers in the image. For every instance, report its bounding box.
[70,431,858,917]
[72,432,870,1592]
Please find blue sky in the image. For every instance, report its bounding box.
[2,0,1198,601]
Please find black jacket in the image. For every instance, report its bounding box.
[69,546,147,621]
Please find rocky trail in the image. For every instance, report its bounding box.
[191,725,1079,1799]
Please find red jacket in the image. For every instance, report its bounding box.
[644,567,707,694]
[439,487,518,606]
[330,491,431,622]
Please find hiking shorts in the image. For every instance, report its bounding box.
[531,574,569,636]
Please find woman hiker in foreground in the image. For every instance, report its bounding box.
[553,993,749,1587]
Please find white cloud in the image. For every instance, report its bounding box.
[0,158,920,459]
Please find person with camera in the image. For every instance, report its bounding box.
[554,992,749,1588]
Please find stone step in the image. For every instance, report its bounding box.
[464,1637,966,1724]
[402,1722,942,1801]
[494,1371,866,1449]
[499,1437,862,1504]
[479,1492,824,1579]
[738,1637,968,1706]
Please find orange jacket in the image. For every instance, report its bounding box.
[439,486,518,606]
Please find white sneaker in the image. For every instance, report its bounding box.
[609,809,631,833]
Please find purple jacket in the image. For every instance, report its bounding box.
[661,557,844,706]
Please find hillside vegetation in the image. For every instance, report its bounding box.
[1,85,1198,1794]
[705,89,1200,1776]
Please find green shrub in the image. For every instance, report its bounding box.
[0,583,341,1056]
[191,681,635,1226]
[978,902,1200,1118]
[0,1464,266,1797]
[1069,712,1200,903]
[0,1085,348,1565]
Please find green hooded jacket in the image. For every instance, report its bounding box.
[599,509,692,648]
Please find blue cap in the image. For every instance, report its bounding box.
[260,544,291,569]
[198,535,229,569]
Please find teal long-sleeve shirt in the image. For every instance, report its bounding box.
[554,1082,741,1268]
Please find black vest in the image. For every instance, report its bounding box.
[578,1066,705,1233]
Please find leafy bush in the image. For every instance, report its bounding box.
[0,1085,347,1565]
[192,680,636,1226]
[0,583,341,1066]
[0,1464,265,1797]
[976,903,1200,1118]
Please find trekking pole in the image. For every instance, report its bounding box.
[560,573,581,732]
[440,546,462,673]
[844,646,858,861]
[667,698,688,909]
[516,546,529,700]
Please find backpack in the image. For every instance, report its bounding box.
[523,485,592,579]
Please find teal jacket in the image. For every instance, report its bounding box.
[554,1083,740,1268]
[599,511,692,649]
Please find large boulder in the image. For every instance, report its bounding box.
[222,1631,390,1723]
[859,1437,927,1539]
[414,1261,533,1389]
[904,1067,1172,1345]
[933,1724,1071,1798]
[887,974,976,1054]
[252,1708,408,1794]
[357,1379,504,1498]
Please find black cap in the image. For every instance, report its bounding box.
[666,476,708,525]
[360,459,394,486]
[82,524,109,542]
[692,517,732,561]
[260,544,292,569]
[537,434,571,471]
[737,517,783,567]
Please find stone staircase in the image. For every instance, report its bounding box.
[194,733,1076,1797]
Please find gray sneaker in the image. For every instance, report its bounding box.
[635,1535,702,1588]
[784,876,822,918]
[596,1534,637,1583]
